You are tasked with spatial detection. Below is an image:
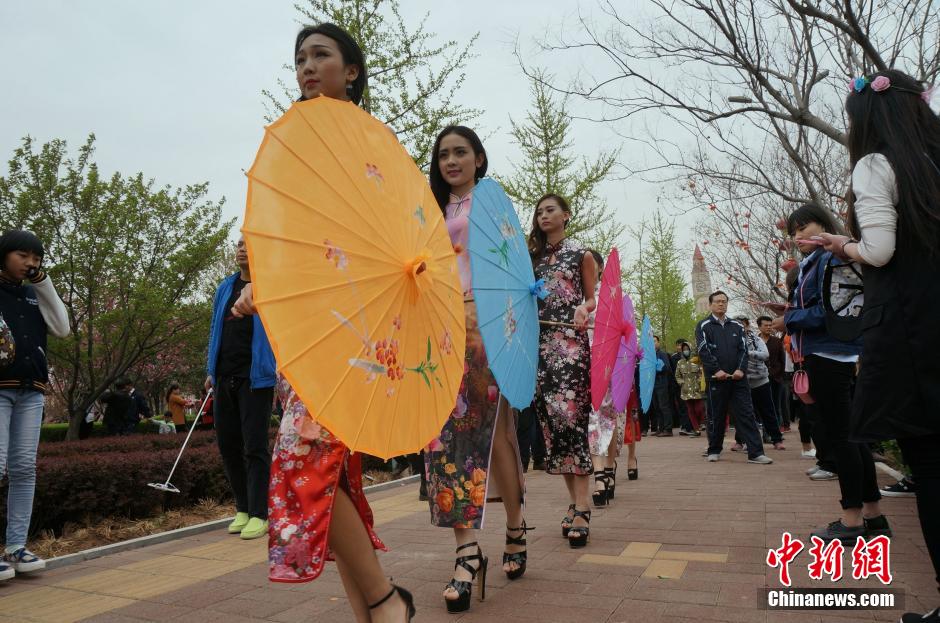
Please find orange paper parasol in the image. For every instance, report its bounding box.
[242,97,466,459]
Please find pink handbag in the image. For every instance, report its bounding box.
[792,367,814,405]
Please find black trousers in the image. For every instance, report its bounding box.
[651,383,676,431]
[517,404,546,467]
[750,382,784,444]
[704,378,765,459]
[897,434,940,585]
[804,356,879,509]
[670,384,691,431]
[770,379,789,428]
[214,376,273,519]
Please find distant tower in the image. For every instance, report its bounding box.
[692,244,712,315]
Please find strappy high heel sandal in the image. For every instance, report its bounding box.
[592,470,612,506]
[606,463,617,498]
[444,541,487,613]
[568,508,591,548]
[369,584,416,621]
[503,520,534,580]
[627,457,638,481]
[561,503,576,537]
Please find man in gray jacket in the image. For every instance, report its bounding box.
[740,317,785,450]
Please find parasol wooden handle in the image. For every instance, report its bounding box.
[539,320,595,329]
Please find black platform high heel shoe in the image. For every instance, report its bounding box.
[606,463,617,498]
[504,520,534,580]
[369,584,416,621]
[444,541,487,613]
[592,470,612,506]
[561,503,576,537]
[568,508,591,548]
[627,457,639,481]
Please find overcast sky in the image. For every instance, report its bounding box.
[1,1,689,269]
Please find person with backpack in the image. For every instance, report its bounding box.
[813,70,940,623]
[0,229,70,580]
[779,203,889,544]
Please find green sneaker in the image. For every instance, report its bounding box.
[227,512,249,534]
[240,517,269,540]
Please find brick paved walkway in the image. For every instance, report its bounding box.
[0,435,934,622]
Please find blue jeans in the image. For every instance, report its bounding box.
[0,389,44,549]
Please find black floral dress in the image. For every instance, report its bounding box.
[533,239,593,475]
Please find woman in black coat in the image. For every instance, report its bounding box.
[818,70,940,623]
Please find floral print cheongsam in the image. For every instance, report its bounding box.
[268,375,385,583]
[424,190,524,528]
[533,238,593,475]
[589,388,626,457]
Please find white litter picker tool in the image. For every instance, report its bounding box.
[148,388,213,494]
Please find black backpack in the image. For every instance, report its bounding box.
[822,256,864,342]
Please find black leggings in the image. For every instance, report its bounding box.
[804,355,880,509]
[897,434,940,586]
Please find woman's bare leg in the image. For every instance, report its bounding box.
[605,429,619,469]
[444,527,480,601]
[335,556,371,623]
[572,474,591,529]
[490,399,524,572]
[591,454,607,497]
[328,488,406,623]
[626,440,637,470]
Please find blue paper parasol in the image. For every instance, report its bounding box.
[638,315,656,413]
[467,177,543,409]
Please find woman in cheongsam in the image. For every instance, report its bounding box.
[424,125,528,614]
[529,194,597,548]
[233,23,414,623]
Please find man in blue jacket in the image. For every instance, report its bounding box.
[694,291,773,465]
[206,237,276,539]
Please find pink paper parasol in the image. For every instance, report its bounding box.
[590,248,630,410]
[610,293,638,412]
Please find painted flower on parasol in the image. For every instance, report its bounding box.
[242,96,466,459]
[467,177,543,410]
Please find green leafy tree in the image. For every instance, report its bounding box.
[0,135,234,439]
[263,0,481,170]
[624,211,697,346]
[496,69,623,256]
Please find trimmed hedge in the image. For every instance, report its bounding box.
[39,421,159,443]
[40,415,281,443]
[4,424,401,539]
[0,430,232,538]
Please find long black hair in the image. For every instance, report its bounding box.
[527,193,571,258]
[0,229,44,272]
[294,23,368,105]
[786,203,843,239]
[429,126,488,212]
[845,69,940,254]
[165,383,180,404]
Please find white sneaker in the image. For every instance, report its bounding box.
[747,454,774,465]
[2,548,45,573]
[801,449,817,459]
[0,562,13,581]
[806,465,821,475]
[809,469,838,481]
[706,454,720,462]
